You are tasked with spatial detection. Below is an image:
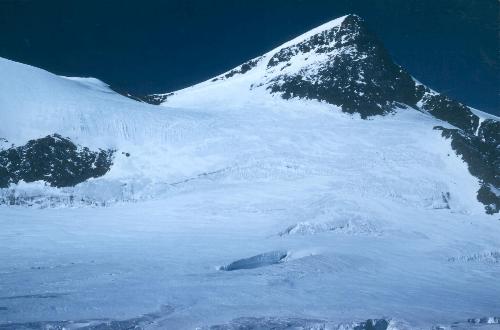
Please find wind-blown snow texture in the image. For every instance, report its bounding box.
[0,14,499,330]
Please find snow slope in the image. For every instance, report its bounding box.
[0,14,499,330]
[0,53,486,212]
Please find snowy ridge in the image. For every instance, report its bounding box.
[155,15,349,97]
[272,15,349,51]
[152,14,415,116]
[0,57,222,151]
[470,107,500,121]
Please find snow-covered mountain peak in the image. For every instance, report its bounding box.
[149,14,417,118]
[265,13,365,66]
[145,14,498,214]
[263,13,418,117]
[270,14,351,51]
[0,14,498,214]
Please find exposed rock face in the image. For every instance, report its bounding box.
[0,134,114,188]
[213,57,263,82]
[417,82,498,214]
[419,90,480,134]
[435,124,499,214]
[266,14,418,118]
[140,92,173,105]
[479,119,500,146]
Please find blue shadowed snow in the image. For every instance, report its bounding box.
[219,250,288,271]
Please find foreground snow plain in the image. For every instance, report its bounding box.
[1,17,500,328]
[1,181,500,329]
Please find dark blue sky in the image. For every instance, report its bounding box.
[1,0,498,114]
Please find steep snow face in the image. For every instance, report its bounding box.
[0,57,203,150]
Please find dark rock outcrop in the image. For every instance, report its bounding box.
[421,92,479,134]
[0,134,114,188]
[434,125,499,214]
[213,57,263,82]
[140,92,173,105]
[354,319,389,330]
[267,14,418,118]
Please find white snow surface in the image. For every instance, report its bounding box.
[0,16,499,329]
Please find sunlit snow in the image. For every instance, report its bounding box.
[0,15,499,330]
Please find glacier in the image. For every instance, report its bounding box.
[0,14,499,330]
